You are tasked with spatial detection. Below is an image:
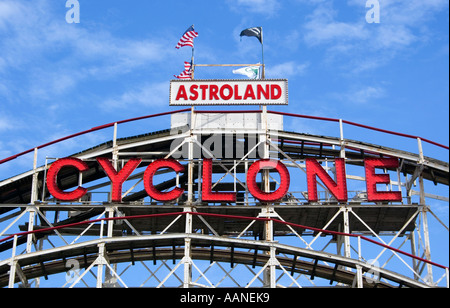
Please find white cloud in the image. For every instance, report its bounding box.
[304,3,369,46]
[102,82,170,111]
[266,61,309,78]
[301,0,448,72]
[348,86,386,104]
[330,85,387,106]
[0,0,24,30]
[227,0,281,16]
[0,0,180,160]
[0,115,14,132]
[0,0,173,103]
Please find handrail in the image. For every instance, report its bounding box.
[0,211,448,271]
[0,109,191,165]
[267,110,449,150]
[0,109,447,166]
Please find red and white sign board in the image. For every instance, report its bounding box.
[170,79,288,106]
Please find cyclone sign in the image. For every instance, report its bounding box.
[46,157,402,204]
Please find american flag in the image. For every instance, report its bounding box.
[174,61,193,79]
[175,25,198,49]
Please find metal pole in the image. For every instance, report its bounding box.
[339,119,346,159]
[446,268,449,288]
[261,28,265,79]
[343,207,351,259]
[188,107,195,204]
[184,108,195,288]
[96,243,106,288]
[260,107,276,287]
[26,208,35,254]
[356,265,363,288]
[31,148,39,203]
[421,207,434,285]
[410,231,419,281]
[113,122,118,169]
[8,235,18,288]
[184,207,193,288]
[191,42,195,79]
[194,63,262,67]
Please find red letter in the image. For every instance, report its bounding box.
[97,157,142,202]
[175,85,188,100]
[243,84,256,100]
[47,158,89,201]
[271,84,282,100]
[210,85,219,100]
[365,158,402,202]
[257,84,270,99]
[200,85,208,100]
[234,84,242,100]
[189,85,199,100]
[202,159,236,202]
[144,159,185,201]
[306,158,348,202]
[220,84,233,100]
[247,160,290,202]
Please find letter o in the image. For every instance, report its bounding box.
[247,160,290,202]
[220,84,233,100]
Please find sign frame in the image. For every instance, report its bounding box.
[170,79,289,106]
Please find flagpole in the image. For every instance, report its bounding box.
[191,47,195,79]
[191,25,195,80]
[261,27,265,79]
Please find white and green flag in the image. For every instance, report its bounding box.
[232,66,259,79]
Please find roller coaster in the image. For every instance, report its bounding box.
[0,107,448,288]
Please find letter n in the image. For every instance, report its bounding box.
[306,158,348,202]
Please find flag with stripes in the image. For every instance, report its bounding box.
[240,27,263,44]
[174,61,193,79]
[175,25,198,49]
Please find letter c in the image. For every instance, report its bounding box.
[47,157,88,201]
[144,159,185,201]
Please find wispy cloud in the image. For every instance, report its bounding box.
[266,61,309,78]
[0,0,182,164]
[0,0,173,103]
[101,82,170,111]
[339,85,387,105]
[0,114,14,132]
[301,0,449,72]
[227,0,281,16]
[304,3,369,47]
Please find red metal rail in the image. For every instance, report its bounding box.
[0,109,191,165]
[0,109,448,166]
[0,211,447,271]
[268,110,449,150]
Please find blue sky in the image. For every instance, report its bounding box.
[0,0,448,162]
[0,0,448,214]
[0,0,448,286]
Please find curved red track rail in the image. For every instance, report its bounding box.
[0,211,447,270]
[268,110,449,150]
[0,109,191,165]
[0,109,448,165]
